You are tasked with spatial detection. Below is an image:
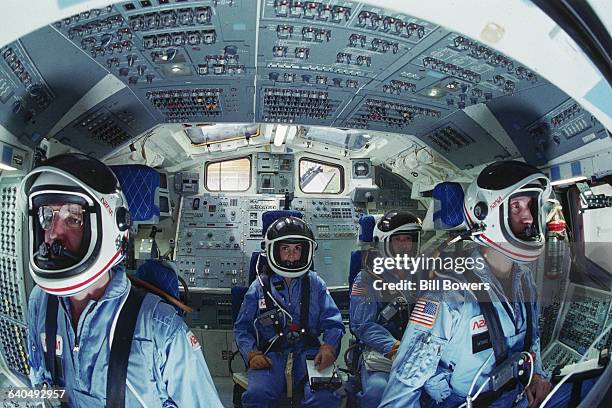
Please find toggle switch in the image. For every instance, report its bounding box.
[273,46,287,57]
[332,6,350,22]
[276,24,293,39]
[295,47,309,59]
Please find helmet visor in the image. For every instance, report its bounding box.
[271,238,313,273]
[30,193,94,272]
[388,231,421,257]
[504,191,543,245]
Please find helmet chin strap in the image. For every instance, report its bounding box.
[38,241,80,261]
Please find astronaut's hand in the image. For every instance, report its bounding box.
[385,340,401,361]
[248,351,272,370]
[314,344,336,370]
[526,374,552,408]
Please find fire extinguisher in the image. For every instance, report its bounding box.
[544,204,567,280]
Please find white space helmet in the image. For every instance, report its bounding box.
[463,160,551,262]
[21,153,131,296]
[264,217,317,278]
[373,210,422,257]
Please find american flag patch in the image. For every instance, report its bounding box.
[351,282,367,297]
[409,299,439,328]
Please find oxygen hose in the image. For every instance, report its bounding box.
[128,275,193,314]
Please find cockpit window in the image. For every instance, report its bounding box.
[299,158,343,194]
[205,157,251,192]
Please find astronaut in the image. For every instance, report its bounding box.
[23,153,222,407]
[379,160,555,408]
[234,216,345,408]
[349,211,424,407]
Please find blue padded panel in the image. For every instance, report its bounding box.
[358,215,376,242]
[571,161,582,177]
[231,286,249,322]
[135,259,180,301]
[550,166,561,181]
[349,250,362,289]
[432,182,466,229]
[262,210,303,234]
[111,165,160,222]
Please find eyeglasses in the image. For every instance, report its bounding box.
[38,204,85,230]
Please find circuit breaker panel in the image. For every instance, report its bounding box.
[0,175,30,382]
[542,283,612,374]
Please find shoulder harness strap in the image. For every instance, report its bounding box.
[521,274,534,352]
[300,273,310,333]
[299,273,320,348]
[465,271,508,366]
[106,286,146,408]
[44,295,61,386]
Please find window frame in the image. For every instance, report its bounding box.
[298,157,344,195]
[204,156,252,192]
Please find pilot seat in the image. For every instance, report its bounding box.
[229,209,310,408]
[343,214,379,407]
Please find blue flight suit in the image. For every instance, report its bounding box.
[350,270,410,407]
[234,269,345,408]
[379,248,546,408]
[27,267,223,407]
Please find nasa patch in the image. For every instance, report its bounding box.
[470,314,492,353]
[186,330,201,351]
[470,315,488,334]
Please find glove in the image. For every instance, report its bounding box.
[314,344,336,370]
[385,340,400,360]
[248,351,272,370]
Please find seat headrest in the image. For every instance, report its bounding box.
[262,210,304,233]
[358,215,377,242]
[135,259,179,300]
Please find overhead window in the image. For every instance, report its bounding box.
[205,157,251,191]
[299,159,343,194]
[300,126,371,151]
[185,124,259,146]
